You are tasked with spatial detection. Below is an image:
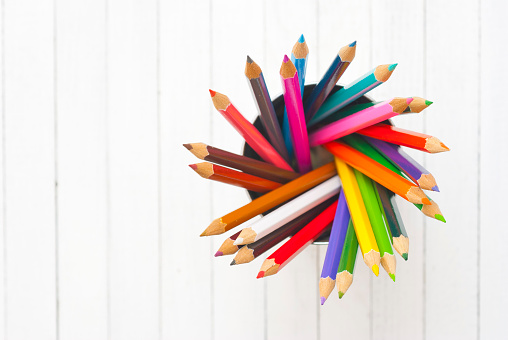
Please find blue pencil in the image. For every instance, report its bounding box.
[282,34,308,159]
[310,63,398,126]
[304,41,356,122]
[319,189,351,304]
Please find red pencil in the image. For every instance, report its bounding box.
[189,162,282,193]
[257,200,338,278]
[209,90,294,171]
[356,123,450,153]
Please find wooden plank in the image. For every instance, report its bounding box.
[370,1,425,339]
[317,2,372,339]
[107,1,159,339]
[55,0,108,339]
[159,1,213,339]
[425,0,479,338]
[210,1,265,339]
[479,0,508,337]
[264,2,320,339]
[4,0,57,338]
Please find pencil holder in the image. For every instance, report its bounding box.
[243,83,375,244]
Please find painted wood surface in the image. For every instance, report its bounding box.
[0,0,504,339]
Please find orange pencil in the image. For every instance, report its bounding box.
[356,123,450,153]
[324,141,430,205]
[209,90,294,170]
[189,163,282,193]
[200,163,336,236]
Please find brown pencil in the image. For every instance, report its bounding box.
[183,143,298,183]
[189,162,282,193]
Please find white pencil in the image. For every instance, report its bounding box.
[234,176,341,245]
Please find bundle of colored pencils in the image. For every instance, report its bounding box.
[184,35,449,304]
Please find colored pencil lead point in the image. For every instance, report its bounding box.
[435,214,446,223]
[389,273,396,282]
[425,100,433,106]
[422,197,431,205]
[188,164,197,170]
[183,143,192,150]
[298,34,305,43]
[230,260,236,266]
[388,63,398,71]
[440,142,450,151]
[208,89,216,97]
[233,237,244,245]
[246,55,253,63]
[283,54,290,63]
[372,264,380,276]
[214,251,223,257]
[431,185,440,192]
[338,292,345,299]
[320,296,326,305]
[402,253,408,261]
[349,40,357,47]
[256,271,265,279]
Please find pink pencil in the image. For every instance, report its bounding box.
[309,97,412,147]
[210,90,294,172]
[280,55,312,173]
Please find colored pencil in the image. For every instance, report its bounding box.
[356,123,450,153]
[209,90,293,170]
[309,97,412,147]
[364,136,439,191]
[375,183,409,260]
[404,97,433,113]
[334,157,380,276]
[189,163,282,193]
[257,200,338,278]
[283,34,309,158]
[280,55,312,173]
[304,41,356,122]
[183,143,298,184]
[310,64,398,125]
[234,176,340,245]
[215,231,242,257]
[343,135,446,221]
[231,203,330,265]
[200,162,336,236]
[325,141,430,205]
[319,189,350,304]
[337,219,359,298]
[355,170,396,280]
[245,56,289,162]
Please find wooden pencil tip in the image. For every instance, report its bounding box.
[214,251,223,257]
[188,164,197,170]
[432,185,440,192]
[372,264,380,276]
[201,218,227,236]
[280,56,296,78]
[440,142,450,151]
[320,296,326,305]
[388,63,398,71]
[425,100,433,106]
[209,89,216,97]
[245,57,262,79]
[298,34,305,43]
[338,291,345,299]
[349,40,357,47]
[246,55,253,63]
[183,143,192,150]
[436,214,446,223]
[256,271,265,279]
[283,54,290,63]
[230,260,236,266]
[389,273,396,282]
[402,253,408,261]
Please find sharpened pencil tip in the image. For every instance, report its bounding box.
[183,143,192,150]
[388,63,398,71]
[214,251,223,257]
[389,273,396,282]
[209,89,216,97]
[230,260,236,266]
[425,100,433,106]
[200,231,207,237]
[422,197,431,205]
[283,54,290,63]
[188,164,197,170]
[432,185,440,192]
[402,253,408,261]
[298,34,305,43]
[256,271,265,279]
[338,292,344,299]
[440,142,450,151]
[349,40,357,47]
[246,55,253,63]
[372,265,379,276]
[436,214,446,223]
[320,296,326,305]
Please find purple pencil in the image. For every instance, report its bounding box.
[319,189,351,304]
[363,136,439,191]
[280,55,312,173]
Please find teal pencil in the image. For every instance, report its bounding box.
[310,64,397,126]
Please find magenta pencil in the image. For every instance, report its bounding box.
[280,55,312,173]
[309,97,412,147]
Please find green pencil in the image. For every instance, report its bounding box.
[354,170,396,281]
[337,219,359,298]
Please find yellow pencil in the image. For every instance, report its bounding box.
[334,157,380,276]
